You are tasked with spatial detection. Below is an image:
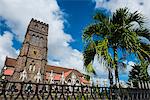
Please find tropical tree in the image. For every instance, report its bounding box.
[128,61,149,87]
[83,7,150,84]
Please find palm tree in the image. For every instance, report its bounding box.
[128,61,149,87]
[83,7,150,84]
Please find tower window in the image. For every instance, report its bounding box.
[29,64,32,71]
[33,51,37,55]
[31,34,36,44]
[40,37,44,40]
[41,26,45,31]
[35,23,38,27]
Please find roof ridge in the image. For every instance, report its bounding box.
[47,65,73,70]
[6,57,16,60]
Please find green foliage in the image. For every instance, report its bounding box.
[84,74,90,81]
[67,96,71,100]
[128,61,150,87]
[82,7,150,83]
[81,96,85,100]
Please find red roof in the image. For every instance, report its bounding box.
[64,70,72,77]
[54,74,61,80]
[4,68,14,76]
[46,65,72,73]
[46,70,73,81]
[46,70,90,84]
[46,65,83,77]
[5,57,16,67]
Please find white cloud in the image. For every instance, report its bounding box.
[48,49,84,72]
[0,0,84,72]
[119,61,135,75]
[119,80,128,88]
[138,36,150,45]
[95,0,145,12]
[94,0,150,22]
[0,31,18,67]
[89,55,110,82]
[119,61,135,81]
[128,61,135,66]
[93,55,108,74]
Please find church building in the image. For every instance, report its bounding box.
[0,18,90,85]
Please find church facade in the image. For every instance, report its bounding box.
[0,18,90,85]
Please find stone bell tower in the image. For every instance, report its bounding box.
[12,18,48,83]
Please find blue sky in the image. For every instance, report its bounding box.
[57,0,112,52]
[0,0,149,84]
[57,0,96,51]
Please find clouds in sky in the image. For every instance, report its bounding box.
[0,31,18,67]
[95,0,146,12]
[94,0,150,31]
[0,0,86,72]
[94,0,150,27]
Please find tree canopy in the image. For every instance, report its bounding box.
[128,61,149,87]
[83,7,150,84]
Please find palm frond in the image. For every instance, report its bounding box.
[128,10,145,26]
[112,7,129,25]
[83,39,96,65]
[96,38,112,64]
[138,46,150,62]
[93,12,109,22]
[83,41,96,74]
[134,28,150,41]
[85,62,96,74]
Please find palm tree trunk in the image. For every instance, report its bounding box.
[113,46,119,84]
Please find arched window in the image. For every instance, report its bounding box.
[41,26,45,31]
[76,80,80,88]
[40,37,44,40]
[32,64,35,72]
[39,37,44,47]
[29,60,35,72]
[67,79,72,91]
[67,79,71,85]
[31,34,36,44]
[35,35,39,46]
[76,80,80,84]
[29,64,32,71]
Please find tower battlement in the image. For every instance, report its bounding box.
[31,18,49,26]
[28,18,49,35]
